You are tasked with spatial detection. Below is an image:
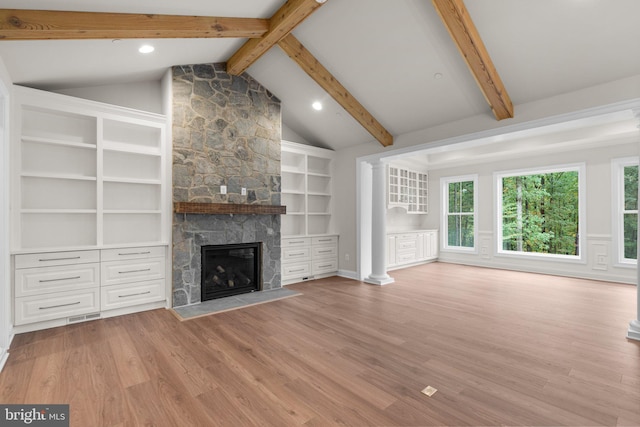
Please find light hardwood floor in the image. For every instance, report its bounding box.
[1,262,639,426]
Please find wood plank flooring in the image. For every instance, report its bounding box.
[1,262,639,426]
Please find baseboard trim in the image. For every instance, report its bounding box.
[337,270,358,280]
[0,347,8,373]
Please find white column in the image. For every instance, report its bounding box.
[365,160,394,286]
[628,108,640,341]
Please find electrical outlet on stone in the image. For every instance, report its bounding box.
[241,188,247,196]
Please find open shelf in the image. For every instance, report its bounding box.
[21,176,96,210]
[22,106,96,145]
[21,213,97,249]
[22,140,96,178]
[103,213,162,245]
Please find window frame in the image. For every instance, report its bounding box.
[494,163,586,262]
[440,174,478,253]
[612,157,638,267]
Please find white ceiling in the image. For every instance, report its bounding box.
[1,0,640,152]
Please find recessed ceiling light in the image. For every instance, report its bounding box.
[434,72,443,80]
[312,101,323,111]
[138,45,155,54]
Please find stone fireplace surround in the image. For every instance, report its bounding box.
[172,63,282,307]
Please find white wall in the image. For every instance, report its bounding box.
[335,74,640,276]
[425,140,638,283]
[0,56,12,371]
[54,80,163,114]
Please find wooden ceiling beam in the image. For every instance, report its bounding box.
[0,9,269,40]
[226,0,326,76]
[278,34,393,147]
[431,0,514,120]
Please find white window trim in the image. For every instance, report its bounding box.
[494,163,586,263]
[440,174,478,253]
[611,157,638,267]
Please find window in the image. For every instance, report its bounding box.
[496,164,584,259]
[441,175,477,251]
[612,157,638,265]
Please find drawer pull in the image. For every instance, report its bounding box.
[118,268,152,274]
[39,301,81,310]
[289,240,305,244]
[290,252,306,256]
[318,250,333,254]
[318,264,333,269]
[290,268,306,273]
[39,276,81,283]
[317,239,332,242]
[118,291,151,298]
[38,256,81,262]
[118,251,151,256]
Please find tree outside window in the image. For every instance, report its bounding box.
[622,164,638,260]
[498,166,582,258]
[442,177,476,250]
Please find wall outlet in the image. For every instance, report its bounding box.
[345,253,350,261]
[220,185,227,194]
[241,187,247,196]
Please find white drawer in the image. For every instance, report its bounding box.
[312,245,337,259]
[283,247,311,262]
[102,258,165,286]
[282,262,311,280]
[282,238,311,248]
[312,236,338,246]
[15,250,100,269]
[101,279,165,311]
[396,238,417,251]
[15,263,100,297]
[397,252,417,264]
[15,287,100,326]
[312,259,338,275]
[101,246,166,262]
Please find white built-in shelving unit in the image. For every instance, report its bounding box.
[11,86,170,332]
[281,141,338,284]
[388,165,428,214]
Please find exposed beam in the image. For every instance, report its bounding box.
[431,0,513,120]
[226,0,326,76]
[278,34,393,147]
[0,9,269,40]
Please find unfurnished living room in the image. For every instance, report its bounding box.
[0,1,639,426]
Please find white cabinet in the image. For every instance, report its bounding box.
[387,230,438,270]
[388,166,428,214]
[282,235,338,285]
[14,250,101,326]
[11,86,168,251]
[13,246,167,330]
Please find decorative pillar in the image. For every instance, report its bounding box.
[628,108,640,341]
[365,159,394,286]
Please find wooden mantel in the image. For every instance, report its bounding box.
[174,202,286,215]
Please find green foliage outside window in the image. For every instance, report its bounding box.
[447,181,474,248]
[623,165,638,260]
[502,171,579,255]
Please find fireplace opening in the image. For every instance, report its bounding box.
[201,243,262,301]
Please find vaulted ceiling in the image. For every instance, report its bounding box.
[1,0,639,152]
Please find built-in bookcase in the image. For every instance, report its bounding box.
[281,141,335,237]
[11,86,168,252]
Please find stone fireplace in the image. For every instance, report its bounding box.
[171,63,282,307]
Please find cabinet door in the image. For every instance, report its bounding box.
[387,235,397,266]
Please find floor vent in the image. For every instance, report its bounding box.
[67,313,101,324]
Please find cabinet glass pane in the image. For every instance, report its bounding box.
[104,182,160,211]
[22,213,96,248]
[22,107,96,145]
[103,213,161,245]
[22,141,96,178]
[104,151,160,181]
[103,119,161,151]
[22,177,96,210]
